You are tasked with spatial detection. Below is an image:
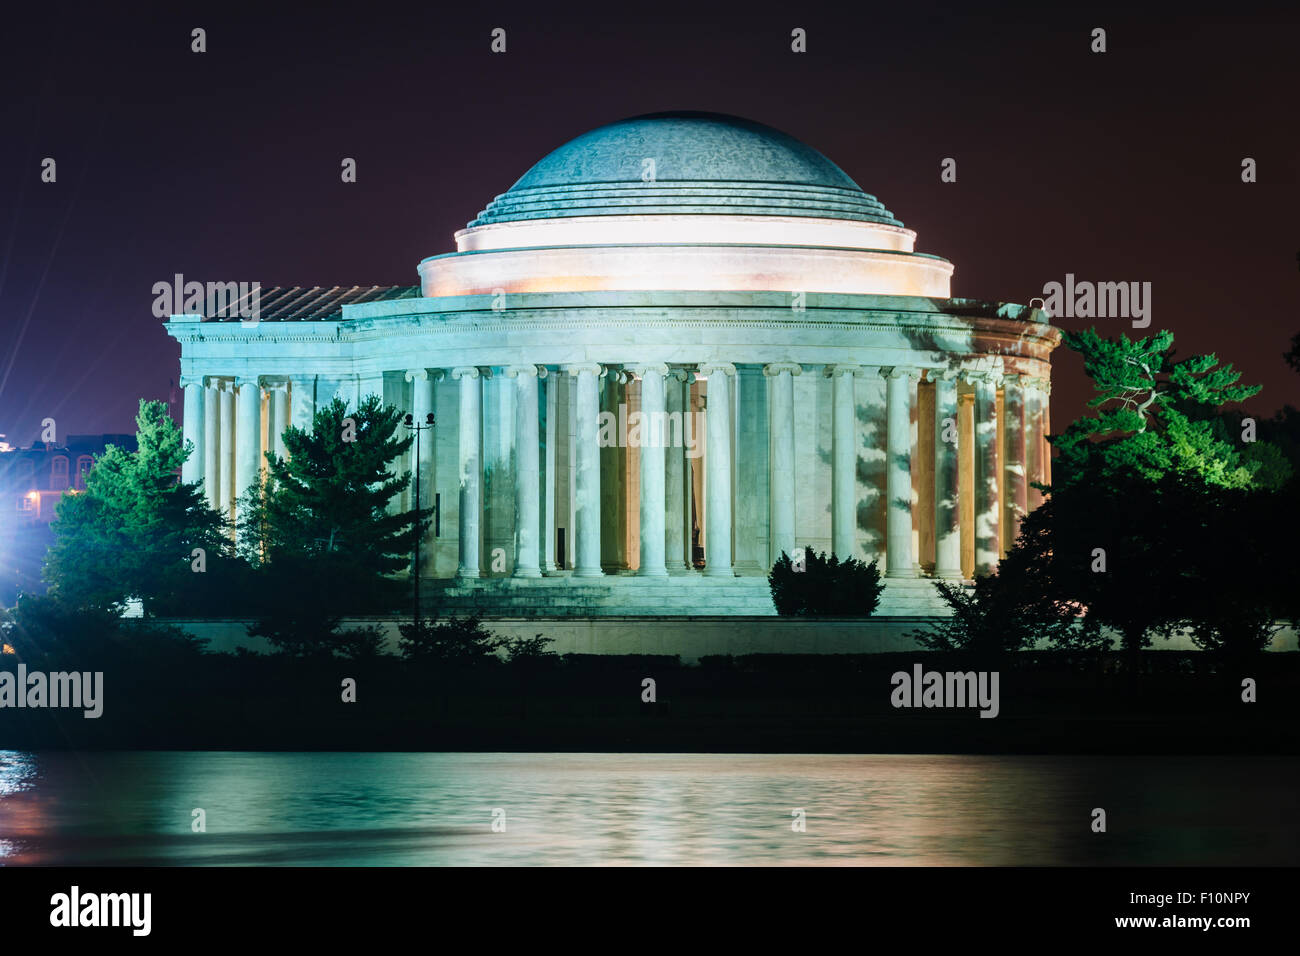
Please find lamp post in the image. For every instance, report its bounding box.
[404,412,435,635]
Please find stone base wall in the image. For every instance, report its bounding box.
[166,617,1300,665]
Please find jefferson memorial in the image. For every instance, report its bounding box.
[167,112,1059,617]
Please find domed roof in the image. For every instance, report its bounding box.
[468,112,904,228]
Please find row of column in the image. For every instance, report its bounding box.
[180,377,297,524]
[452,363,718,579]
[795,365,1049,581]
[181,363,1050,580]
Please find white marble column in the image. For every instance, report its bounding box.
[203,378,220,511]
[632,363,669,576]
[932,370,962,580]
[969,370,1000,576]
[542,370,558,573]
[1024,376,1047,509]
[235,378,262,535]
[765,363,800,561]
[218,381,235,522]
[882,366,918,577]
[664,369,692,573]
[406,368,439,573]
[1041,379,1052,487]
[699,362,735,577]
[289,375,315,433]
[453,367,482,578]
[270,384,290,460]
[181,378,204,485]
[507,365,543,578]
[826,364,863,560]
[733,366,769,573]
[566,373,578,569]
[568,363,604,577]
[1002,373,1028,547]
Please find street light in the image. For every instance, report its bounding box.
[404,412,435,636]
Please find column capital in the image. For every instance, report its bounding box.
[763,362,803,378]
[627,362,669,379]
[1001,372,1027,389]
[404,367,428,383]
[925,367,961,384]
[504,364,547,379]
[180,375,206,389]
[451,366,483,380]
[823,363,866,378]
[697,362,736,379]
[1022,375,1051,395]
[563,363,606,378]
[880,365,921,382]
[234,376,261,389]
[961,367,1000,388]
[667,366,694,383]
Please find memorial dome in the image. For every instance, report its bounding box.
[434,112,948,296]
[467,112,904,227]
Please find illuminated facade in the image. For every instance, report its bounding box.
[166,113,1059,616]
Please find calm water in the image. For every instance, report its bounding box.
[0,751,1295,866]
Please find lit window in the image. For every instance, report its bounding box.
[51,456,69,491]
[76,455,93,489]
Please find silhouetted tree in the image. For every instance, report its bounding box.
[768,549,882,617]
[239,395,425,655]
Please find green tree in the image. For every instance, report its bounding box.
[1052,328,1285,491]
[43,400,231,615]
[239,395,424,655]
[1010,330,1289,668]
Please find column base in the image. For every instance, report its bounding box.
[636,568,669,578]
[703,567,735,577]
[886,569,919,579]
[934,568,964,581]
[457,569,481,579]
[512,568,542,579]
[573,567,605,578]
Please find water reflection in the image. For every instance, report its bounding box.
[0,752,1294,866]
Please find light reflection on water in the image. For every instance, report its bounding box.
[0,751,1295,866]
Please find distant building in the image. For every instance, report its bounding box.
[0,434,136,605]
[0,435,135,525]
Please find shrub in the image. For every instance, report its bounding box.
[499,634,557,663]
[397,613,501,665]
[768,549,883,617]
[333,624,389,661]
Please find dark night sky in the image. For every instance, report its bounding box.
[0,1,1296,445]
